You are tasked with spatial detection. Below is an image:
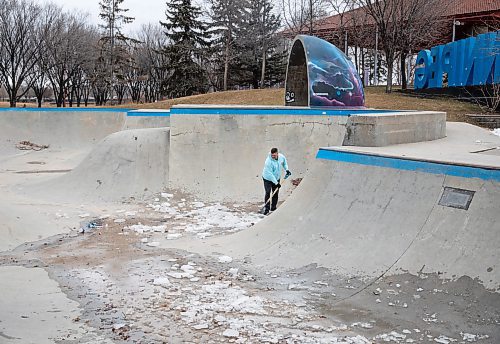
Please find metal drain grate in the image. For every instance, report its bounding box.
[438,187,475,210]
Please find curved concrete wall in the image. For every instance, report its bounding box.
[31,127,170,203]
[182,149,500,290]
[168,105,351,202]
[168,105,446,202]
[0,108,170,153]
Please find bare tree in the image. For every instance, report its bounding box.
[0,0,50,107]
[354,0,449,92]
[281,0,328,36]
[135,23,169,103]
[45,12,94,107]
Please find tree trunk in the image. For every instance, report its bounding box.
[401,51,407,90]
[260,42,266,88]
[354,45,358,71]
[224,37,230,91]
[8,88,16,107]
[37,97,42,108]
[361,48,365,85]
[309,0,313,35]
[386,56,393,93]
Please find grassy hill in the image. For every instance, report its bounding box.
[130,87,482,122]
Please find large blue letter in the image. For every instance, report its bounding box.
[441,41,457,86]
[471,32,497,85]
[415,50,431,89]
[428,45,444,88]
[455,36,476,86]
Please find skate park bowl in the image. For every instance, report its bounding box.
[0,34,500,342]
[285,35,365,107]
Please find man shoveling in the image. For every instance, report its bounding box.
[261,148,291,215]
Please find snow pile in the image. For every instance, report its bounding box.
[125,224,167,234]
[141,197,264,240]
[181,204,262,234]
[374,331,406,342]
[433,335,456,344]
[218,255,233,263]
[461,333,490,342]
[492,128,500,137]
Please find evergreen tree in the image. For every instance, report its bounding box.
[98,0,135,103]
[161,0,210,98]
[242,0,282,88]
[208,0,247,91]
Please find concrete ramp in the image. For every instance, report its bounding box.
[170,124,500,291]
[244,155,499,289]
[30,127,170,203]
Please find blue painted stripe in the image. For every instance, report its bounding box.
[170,107,400,116]
[0,107,133,112]
[316,149,500,181]
[127,111,170,117]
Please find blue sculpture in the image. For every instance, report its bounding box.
[285,35,365,107]
[415,31,499,89]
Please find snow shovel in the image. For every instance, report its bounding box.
[259,172,291,214]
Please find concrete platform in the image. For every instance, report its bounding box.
[336,122,500,169]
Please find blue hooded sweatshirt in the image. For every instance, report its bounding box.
[262,153,288,185]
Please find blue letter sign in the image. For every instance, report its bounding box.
[414,31,499,89]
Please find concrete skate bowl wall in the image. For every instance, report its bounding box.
[30,127,170,203]
[285,35,365,107]
[168,105,446,203]
[168,105,402,203]
[0,108,170,155]
[0,108,129,155]
[210,149,500,291]
[126,109,170,129]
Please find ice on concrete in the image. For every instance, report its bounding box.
[152,277,171,287]
[126,224,166,234]
[222,328,239,337]
[218,255,233,263]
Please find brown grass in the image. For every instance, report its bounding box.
[363,87,482,122]
[123,88,285,109]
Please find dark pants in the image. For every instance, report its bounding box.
[263,178,279,212]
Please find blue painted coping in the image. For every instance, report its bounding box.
[0,107,133,112]
[127,110,170,117]
[170,107,402,116]
[316,148,500,182]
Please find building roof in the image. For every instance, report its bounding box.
[449,0,500,16]
[308,0,500,33]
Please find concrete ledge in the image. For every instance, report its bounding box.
[344,111,446,147]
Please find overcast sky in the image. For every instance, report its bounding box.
[46,0,168,33]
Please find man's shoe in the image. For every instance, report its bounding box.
[263,209,270,215]
[270,207,277,211]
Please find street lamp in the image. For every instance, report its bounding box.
[452,19,464,42]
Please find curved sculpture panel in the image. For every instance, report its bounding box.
[285,35,365,107]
